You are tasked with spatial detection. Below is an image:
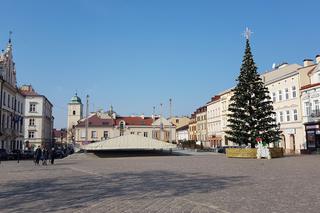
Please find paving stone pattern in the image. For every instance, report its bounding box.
[0,154,320,213]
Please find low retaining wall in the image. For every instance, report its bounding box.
[226,148,284,158]
[269,148,284,158]
[226,148,257,158]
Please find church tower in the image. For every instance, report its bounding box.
[67,93,83,132]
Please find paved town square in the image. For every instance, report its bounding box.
[1,153,320,213]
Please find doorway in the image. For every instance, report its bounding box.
[280,134,286,150]
[290,134,295,153]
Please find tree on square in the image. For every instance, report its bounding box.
[226,28,281,148]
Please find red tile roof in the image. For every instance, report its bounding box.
[77,114,114,127]
[19,89,38,96]
[301,82,320,91]
[211,95,220,101]
[115,116,154,126]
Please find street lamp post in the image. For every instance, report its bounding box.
[169,98,172,144]
[276,122,281,148]
[84,95,89,153]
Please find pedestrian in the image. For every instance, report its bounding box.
[35,146,42,165]
[50,147,55,165]
[42,148,48,166]
[17,150,20,163]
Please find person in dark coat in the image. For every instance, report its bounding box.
[50,147,55,165]
[17,150,21,163]
[35,146,42,165]
[42,148,48,165]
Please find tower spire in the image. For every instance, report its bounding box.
[8,31,12,44]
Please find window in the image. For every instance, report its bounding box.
[274,112,277,124]
[73,110,76,115]
[1,114,5,129]
[3,92,6,106]
[278,90,282,101]
[222,101,226,110]
[29,103,36,112]
[292,86,297,98]
[20,103,23,113]
[314,100,319,114]
[28,131,35,138]
[286,110,290,122]
[305,102,312,116]
[285,88,289,100]
[280,112,284,122]
[176,119,179,123]
[8,94,10,108]
[130,132,135,135]
[29,118,35,126]
[272,92,276,102]
[91,131,97,138]
[81,130,86,138]
[293,109,298,121]
[144,132,148,137]
[120,131,124,136]
[7,115,9,128]
[104,131,109,139]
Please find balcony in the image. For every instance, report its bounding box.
[303,110,320,123]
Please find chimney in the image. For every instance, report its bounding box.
[316,55,320,64]
[140,113,145,119]
[303,59,314,67]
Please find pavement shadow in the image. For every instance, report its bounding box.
[0,170,248,212]
[92,150,192,158]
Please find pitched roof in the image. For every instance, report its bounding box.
[301,82,320,91]
[19,89,38,96]
[176,124,189,131]
[84,134,177,151]
[77,114,114,127]
[115,116,154,126]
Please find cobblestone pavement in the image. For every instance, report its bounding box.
[0,153,320,213]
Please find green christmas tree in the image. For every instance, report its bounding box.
[226,32,280,148]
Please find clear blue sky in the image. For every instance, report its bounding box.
[0,0,319,128]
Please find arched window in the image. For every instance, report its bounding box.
[73,110,76,115]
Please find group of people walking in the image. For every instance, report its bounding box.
[34,146,55,165]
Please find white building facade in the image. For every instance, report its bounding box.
[262,63,305,154]
[0,39,25,152]
[21,85,53,149]
[176,125,189,142]
[206,95,222,147]
[300,56,320,153]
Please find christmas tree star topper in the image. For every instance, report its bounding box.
[242,27,253,40]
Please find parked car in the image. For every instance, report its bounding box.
[23,150,35,159]
[8,150,22,160]
[0,149,8,160]
[55,149,65,159]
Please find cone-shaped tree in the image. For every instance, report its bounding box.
[226,38,281,148]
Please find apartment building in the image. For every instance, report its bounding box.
[0,39,25,152]
[20,85,54,149]
[299,55,320,152]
